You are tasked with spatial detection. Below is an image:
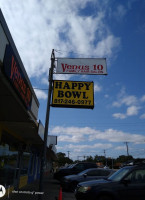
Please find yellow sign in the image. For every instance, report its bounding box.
[52,80,94,109]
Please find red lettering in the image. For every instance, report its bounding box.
[61,64,90,72]
[97,65,103,70]
[26,88,31,103]
[61,63,67,72]
[10,56,16,79]
[10,54,31,107]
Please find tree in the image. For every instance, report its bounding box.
[86,156,94,162]
[56,152,73,167]
[116,155,133,163]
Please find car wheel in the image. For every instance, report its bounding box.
[98,195,113,200]
[70,181,77,192]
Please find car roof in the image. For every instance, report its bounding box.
[122,164,145,170]
[83,168,113,172]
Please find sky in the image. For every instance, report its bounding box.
[1,0,145,161]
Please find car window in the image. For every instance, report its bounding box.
[78,169,90,175]
[85,163,96,169]
[108,168,130,181]
[87,170,100,176]
[100,170,111,176]
[75,164,85,170]
[68,164,76,168]
[86,169,110,176]
[125,169,145,183]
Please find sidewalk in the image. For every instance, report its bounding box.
[3,174,76,200]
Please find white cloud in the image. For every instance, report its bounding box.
[58,135,85,143]
[112,113,126,119]
[56,143,113,156]
[140,95,145,102]
[115,146,126,151]
[51,126,145,144]
[51,126,95,136]
[114,5,127,20]
[104,94,109,98]
[140,114,145,119]
[112,95,138,107]
[94,83,102,92]
[67,143,113,152]
[113,106,140,119]
[0,0,121,80]
[112,88,143,119]
[34,88,47,100]
[95,35,120,58]
[126,106,140,116]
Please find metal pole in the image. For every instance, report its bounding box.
[124,142,129,156]
[112,158,113,169]
[38,49,55,200]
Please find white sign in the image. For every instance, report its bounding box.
[56,58,107,75]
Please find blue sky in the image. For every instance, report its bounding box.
[1,0,145,160]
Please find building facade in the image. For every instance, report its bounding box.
[0,9,57,196]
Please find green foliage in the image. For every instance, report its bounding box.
[85,156,94,162]
[56,152,73,167]
[115,155,133,163]
[56,152,137,168]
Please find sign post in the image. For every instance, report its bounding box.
[38,49,55,200]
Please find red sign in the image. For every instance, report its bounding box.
[3,45,32,109]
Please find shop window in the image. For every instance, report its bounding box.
[0,143,18,187]
[39,158,41,173]
[29,154,35,175]
[21,152,30,175]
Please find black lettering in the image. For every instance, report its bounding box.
[83,92,88,99]
[72,82,77,89]
[84,83,91,90]
[78,83,84,90]
[55,81,62,89]
[57,90,64,97]
[65,91,71,98]
[72,91,82,98]
[63,82,70,89]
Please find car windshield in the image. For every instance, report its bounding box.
[78,169,90,175]
[68,164,76,168]
[108,168,130,181]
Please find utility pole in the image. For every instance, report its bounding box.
[112,158,114,169]
[104,150,107,166]
[67,151,70,158]
[38,49,55,200]
[124,142,129,156]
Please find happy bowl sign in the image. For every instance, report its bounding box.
[56,58,107,75]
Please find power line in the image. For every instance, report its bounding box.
[33,88,48,90]
[54,49,100,58]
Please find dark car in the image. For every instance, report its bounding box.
[75,163,145,200]
[61,168,115,192]
[53,162,97,181]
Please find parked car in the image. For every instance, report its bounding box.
[61,168,115,192]
[53,162,97,181]
[75,162,145,200]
